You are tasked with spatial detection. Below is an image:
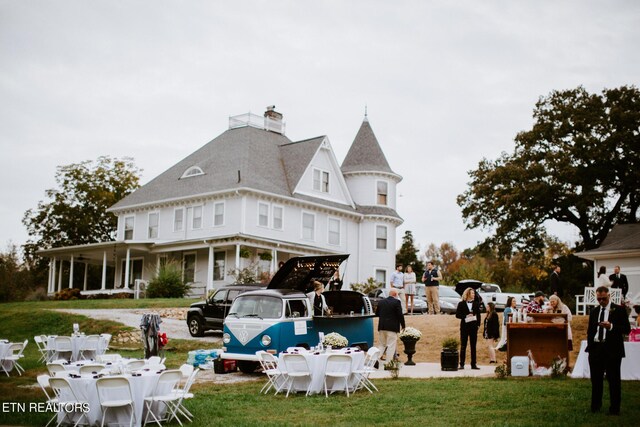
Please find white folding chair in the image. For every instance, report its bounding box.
[176,364,194,392]
[79,335,101,360]
[99,333,112,354]
[280,353,312,397]
[353,347,380,393]
[125,359,145,372]
[147,356,161,365]
[143,370,183,427]
[257,351,285,395]
[79,363,106,375]
[0,344,13,376]
[5,340,28,375]
[323,354,353,397]
[95,376,136,427]
[49,376,90,427]
[34,335,49,363]
[53,336,73,362]
[168,368,199,424]
[46,362,66,377]
[37,374,59,427]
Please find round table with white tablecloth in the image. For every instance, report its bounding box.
[570,340,640,380]
[275,348,365,394]
[56,369,171,427]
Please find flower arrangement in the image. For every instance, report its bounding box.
[158,332,169,348]
[399,327,422,341]
[322,332,348,348]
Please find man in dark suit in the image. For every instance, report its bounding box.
[375,288,405,362]
[586,286,631,415]
[549,266,561,296]
[609,265,629,298]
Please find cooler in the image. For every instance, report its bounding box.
[511,356,529,377]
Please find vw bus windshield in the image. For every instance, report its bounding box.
[229,295,283,319]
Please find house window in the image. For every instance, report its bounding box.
[377,181,388,205]
[375,269,387,286]
[214,202,224,226]
[302,212,315,240]
[183,253,196,283]
[328,218,340,245]
[124,216,134,240]
[192,205,203,229]
[258,202,269,227]
[313,169,329,193]
[273,205,283,230]
[376,225,387,250]
[148,212,159,239]
[180,166,204,179]
[174,208,184,232]
[213,251,225,281]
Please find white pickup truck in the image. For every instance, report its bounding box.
[478,283,534,311]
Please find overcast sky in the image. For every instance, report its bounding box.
[1,1,639,257]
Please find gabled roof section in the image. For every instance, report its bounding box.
[341,119,396,175]
[590,224,640,252]
[110,126,293,210]
[280,136,325,193]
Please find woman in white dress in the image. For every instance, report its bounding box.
[403,265,417,315]
[596,266,612,287]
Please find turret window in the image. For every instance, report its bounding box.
[377,181,388,205]
[376,225,387,250]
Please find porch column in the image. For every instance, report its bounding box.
[207,245,214,293]
[68,255,74,289]
[51,257,57,293]
[47,259,53,293]
[124,248,131,289]
[83,262,88,291]
[272,249,277,273]
[101,251,107,290]
[235,244,240,271]
[57,260,63,292]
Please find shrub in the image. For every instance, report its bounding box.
[24,287,49,301]
[227,262,260,284]
[441,337,459,351]
[54,288,84,300]
[146,261,189,298]
[350,277,379,295]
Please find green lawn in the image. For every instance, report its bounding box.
[1,300,638,426]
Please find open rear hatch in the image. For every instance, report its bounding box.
[267,254,349,294]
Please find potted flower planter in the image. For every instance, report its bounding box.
[398,327,422,366]
[440,337,459,371]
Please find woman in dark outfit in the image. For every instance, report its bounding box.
[456,287,481,369]
[483,302,500,363]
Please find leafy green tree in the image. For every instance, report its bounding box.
[458,85,640,255]
[447,256,493,285]
[0,244,38,301]
[395,230,424,278]
[22,156,141,264]
[424,242,459,275]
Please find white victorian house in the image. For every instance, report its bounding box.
[39,108,403,297]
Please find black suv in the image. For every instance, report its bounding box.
[186,284,265,337]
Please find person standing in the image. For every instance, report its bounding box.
[609,266,629,299]
[549,265,561,296]
[375,287,405,363]
[306,281,329,316]
[596,266,612,287]
[456,287,481,370]
[495,296,516,351]
[422,261,443,315]
[483,302,500,363]
[403,265,417,315]
[390,264,406,313]
[586,286,631,415]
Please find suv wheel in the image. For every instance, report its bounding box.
[188,315,205,337]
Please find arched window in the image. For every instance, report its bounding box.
[180,166,204,179]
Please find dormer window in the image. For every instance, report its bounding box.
[313,168,329,193]
[180,166,204,179]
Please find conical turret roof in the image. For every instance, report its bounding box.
[341,118,396,175]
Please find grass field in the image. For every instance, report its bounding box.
[0,299,638,426]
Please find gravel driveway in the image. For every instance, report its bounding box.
[54,309,222,343]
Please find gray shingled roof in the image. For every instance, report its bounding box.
[341,119,396,175]
[110,126,295,210]
[592,224,640,252]
[354,205,403,221]
[280,137,325,193]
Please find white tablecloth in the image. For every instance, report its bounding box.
[58,370,170,427]
[570,340,640,380]
[276,349,365,394]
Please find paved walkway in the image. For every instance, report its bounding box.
[369,362,495,379]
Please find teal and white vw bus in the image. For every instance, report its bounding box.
[221,254,374,373]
